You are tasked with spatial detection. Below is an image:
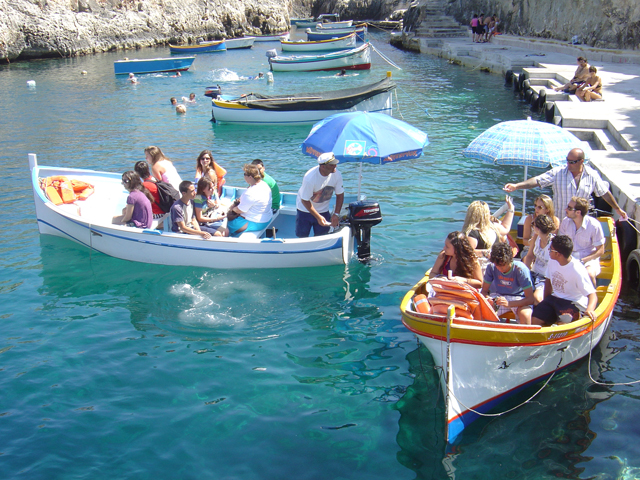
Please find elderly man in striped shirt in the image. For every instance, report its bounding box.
[503,148,627,220]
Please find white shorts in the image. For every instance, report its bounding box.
[583,258,601,276]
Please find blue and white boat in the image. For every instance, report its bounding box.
[253,32,290,42]
[281,33,356,52]
[306,26,367,42]
[169,40,226,54]
[28,154,383,269]
[114,56,196,75]
[268,43,371,72]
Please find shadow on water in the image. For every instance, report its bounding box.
[394,322,639,480]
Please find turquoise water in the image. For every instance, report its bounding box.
[1,32,639,479]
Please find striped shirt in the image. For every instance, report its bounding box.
[535,165,608,215]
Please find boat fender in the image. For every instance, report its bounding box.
[625,249,640,292]
[518,72,527,92]
[504,70,513,86]
[524,87,533,103]
[530,92,540,111]
[617,219,638,264]
[538,88,547,106]
[522,79,531,92]
[266,72,274,83]
[513,74,520,92]
[544,101,555,123]
[265,49,278,59]
[413,294,431,314]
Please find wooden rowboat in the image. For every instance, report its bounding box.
[280,33,356,52]
[400,216,621,444]
[268,43,371,72]
[169,40,226,54]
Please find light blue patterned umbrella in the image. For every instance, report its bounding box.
[462,118,592,211]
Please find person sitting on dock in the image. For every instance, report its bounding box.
[170,180,212,239]
[112,171,153,229]
[559,196,605,286]
[576,66,603,102]
[432,231,483,289]
[503,147,627,220]
[481,241,534,324]
[531,235,597,325]
[553,56,590,93]
[296,152,344,238]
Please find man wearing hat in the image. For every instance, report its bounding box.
[296,152,345,237]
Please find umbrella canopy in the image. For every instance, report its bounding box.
[301,111,429,165]
[462,118,592,212]
[462,118,591,167]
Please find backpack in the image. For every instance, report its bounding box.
[154,181,180,213]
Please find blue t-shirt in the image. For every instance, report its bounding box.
[483,260,532,297]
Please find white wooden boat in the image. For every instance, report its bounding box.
[307,26,367,42]
[224,37,255,49]
[253,32,290,42]
[316,20,354,29]
[210,77,394,126]
[268,43,371,72]
[29,154,384,269]
[400,216,621,444]
[280,33,356,52]
[290,17,314,27]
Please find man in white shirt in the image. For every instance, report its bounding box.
[532,235,597,325]
[559,196,605,286]
[296,152,344,237]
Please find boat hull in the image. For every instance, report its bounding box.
[169,41,226,54]
[253,33,290,42]
[307,27,366,42]
[30,157,355,269]
[225,37,255,49]
[114,56,196,75]
[280,34,356,52]
[269,44,371,72]
[400,217,621,444]
[212,92,392,126]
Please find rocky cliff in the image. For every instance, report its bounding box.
[0,0,295,61]
[444,0,640,50]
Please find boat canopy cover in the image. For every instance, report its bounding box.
[228,77,395,112]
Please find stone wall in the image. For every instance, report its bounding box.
[0,0,294,61]
[445,0,640,50]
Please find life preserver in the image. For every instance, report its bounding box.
[42,176,94,205]
[428,278,500,322]
[413,294,431,314]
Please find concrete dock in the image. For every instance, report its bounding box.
[393,32,640,247]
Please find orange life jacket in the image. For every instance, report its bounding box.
[424,278,500,322]
[42,176,94,205]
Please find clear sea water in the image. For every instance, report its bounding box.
[1,31,639,479]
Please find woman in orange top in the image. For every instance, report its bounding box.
[195,150,226,196]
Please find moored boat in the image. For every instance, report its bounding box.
[268,43,371,72]
[224,37,256,49]
[306,26,367,42]
[28,154,384,269]
[290,17,314,27]
[315,20,354,28]
[280,33,356,52]
[399,216,621,444]
[253,32,290,42]
[114,56,196,75]
[209,76,395,126]
[169,40,226,54]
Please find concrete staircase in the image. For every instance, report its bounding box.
[414,0,468,38]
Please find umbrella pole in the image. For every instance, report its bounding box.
[522,166,528,215]
[358,162,363,200]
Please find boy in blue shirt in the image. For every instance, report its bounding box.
[481,241,534,324]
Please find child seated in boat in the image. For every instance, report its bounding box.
[112,171,153,229]
[194,177,228,237]
[523,214,556,305]
[532,235,597,325]
[431,231,483,289]
[480,241,534,324]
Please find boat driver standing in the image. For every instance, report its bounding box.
[295,152,344,238]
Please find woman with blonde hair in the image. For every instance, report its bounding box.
[145,146,182,191]
[195,149,227,196]
[462,196,514,258]
[227,164,272,237]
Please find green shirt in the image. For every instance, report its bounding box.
[262,172,280,210]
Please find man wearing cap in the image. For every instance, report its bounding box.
[296,152,344,238]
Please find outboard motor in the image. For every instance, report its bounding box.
[348,201,382,261]
[204,84,222,99]
[265,49,278,59]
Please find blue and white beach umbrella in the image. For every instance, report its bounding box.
[462,117,592,210]
[301,111,429,197]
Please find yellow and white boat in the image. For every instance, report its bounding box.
[400,216,621,444]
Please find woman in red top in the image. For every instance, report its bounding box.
[134,161,165,217]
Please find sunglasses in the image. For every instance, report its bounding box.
[566,158,581,164]
[549,249,559,254]
[566,206,577,211]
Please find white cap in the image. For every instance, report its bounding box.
[317,152,338,165]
